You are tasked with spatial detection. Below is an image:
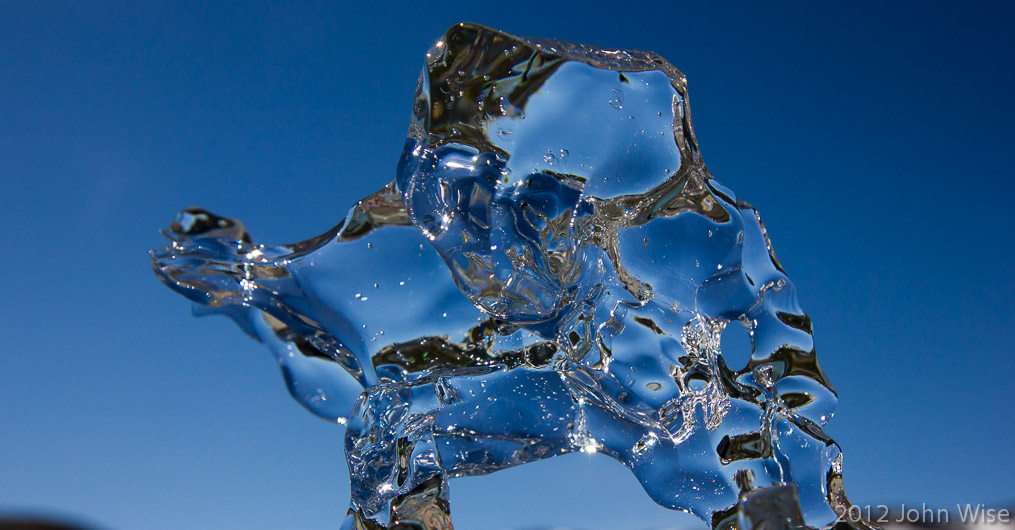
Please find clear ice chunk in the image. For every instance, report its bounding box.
[150,22,875,530]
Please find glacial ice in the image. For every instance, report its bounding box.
[151,23,874,530]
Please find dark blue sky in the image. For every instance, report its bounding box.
[1,2,1012,529]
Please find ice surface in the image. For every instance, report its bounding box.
[151,23,874,530]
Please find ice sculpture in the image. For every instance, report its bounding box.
[151,23,875,530]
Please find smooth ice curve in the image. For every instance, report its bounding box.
[150,22,875,530]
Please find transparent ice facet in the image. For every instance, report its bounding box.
[151,22,875,530]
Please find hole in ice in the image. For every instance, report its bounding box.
[451,452,704,530]
[719,320,753,371]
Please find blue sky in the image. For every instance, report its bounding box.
[1,2,1013,529]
